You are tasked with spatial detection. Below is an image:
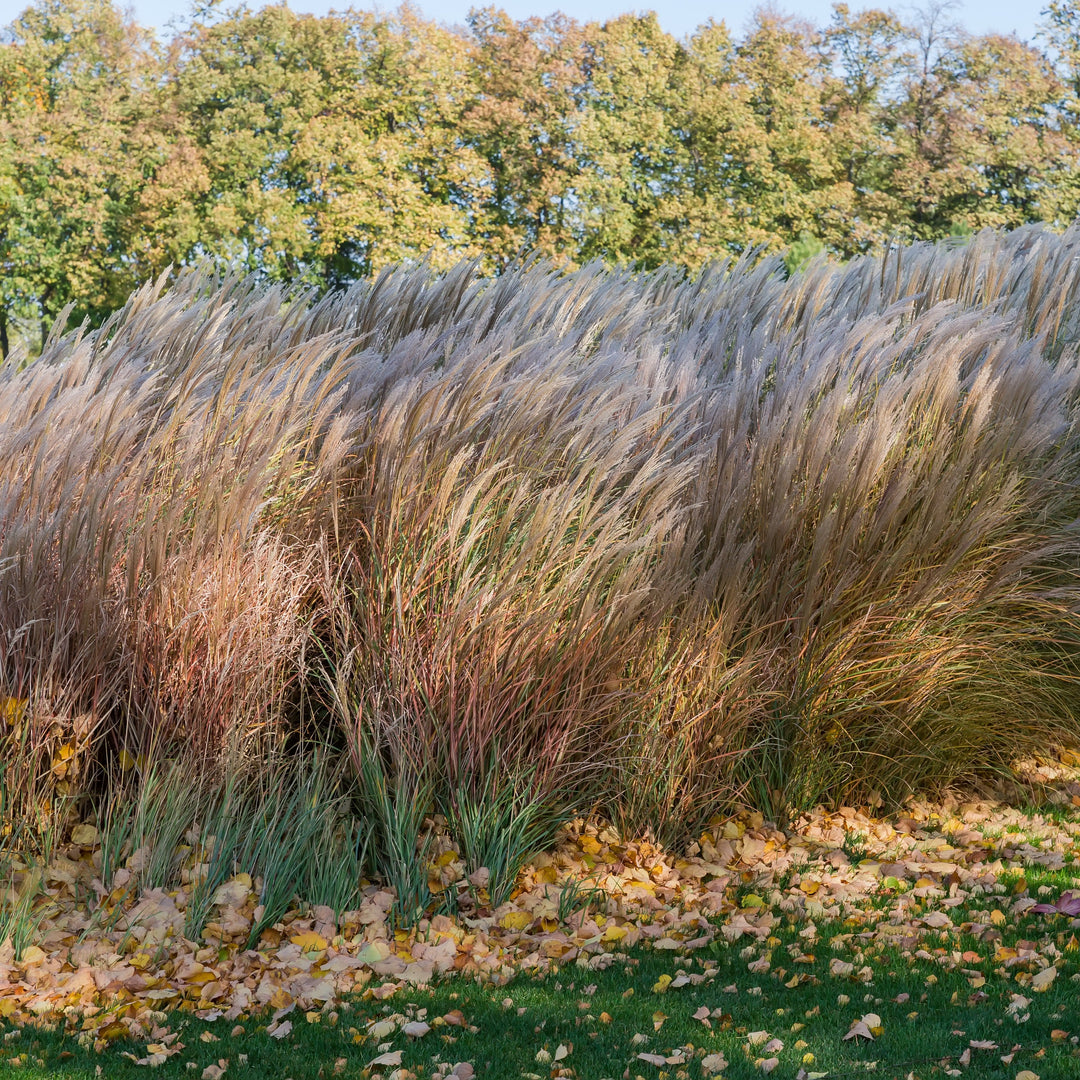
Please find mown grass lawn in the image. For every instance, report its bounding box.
[3,894,1078,1080]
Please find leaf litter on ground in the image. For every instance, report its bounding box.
[1,754,1079,1076]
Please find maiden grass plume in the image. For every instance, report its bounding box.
[2,226,1080,892]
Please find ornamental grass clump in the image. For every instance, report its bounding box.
[1,226,1080,911]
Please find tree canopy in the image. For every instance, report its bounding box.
[1,0,1077,353]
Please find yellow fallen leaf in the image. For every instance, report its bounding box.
[0,697,27,725]
[70,823,98,847]
[990,909,1007,926]
[118,748,138,771]
[602,924,629,943]
[651,974,672,994]
[289,931,328,952]
[500,911,532,932]
[652,1011,667,1031]
[741,894,765,909]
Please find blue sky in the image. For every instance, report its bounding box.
[114,0,1044,45]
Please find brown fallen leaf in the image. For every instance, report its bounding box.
[843,1019,877,1042]
[368,1050,403,1067]
[701,1051,728,1075]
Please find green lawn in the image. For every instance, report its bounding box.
[3,899,1078,1080]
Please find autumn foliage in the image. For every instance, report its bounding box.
[3,0,1080,354]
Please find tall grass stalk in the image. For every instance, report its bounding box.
[0,857,54,962]
[448,756,569,909]
[3,228,1080,883]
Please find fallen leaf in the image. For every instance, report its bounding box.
[638,1052,668,1066]
[369,1051,403,1067]
[921,911,952,929]
[288,932,327,952]
[844,1021,874,1042]
[70,823,98,846]
[499,912,531,932]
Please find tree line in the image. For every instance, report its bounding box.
[2,0,1079,354]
